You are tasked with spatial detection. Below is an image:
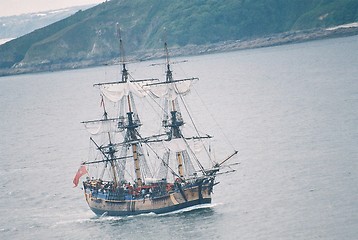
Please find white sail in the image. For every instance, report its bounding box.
[148,79,193,100]
[191,139,206,153]
[83,120,118,135]
[163,138,205,153]
[100,81,147,102]
[163,138,187,152]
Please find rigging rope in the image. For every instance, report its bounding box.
[139,136,183,181]
[180,133,206,174]
[191,84,237,152]
[175,84,214,164]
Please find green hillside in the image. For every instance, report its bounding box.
[0,0,357,72]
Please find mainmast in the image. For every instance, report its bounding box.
[83,25,149,188]
[117,24,143,187]
[125,94,143,187]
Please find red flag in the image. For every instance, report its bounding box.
[73,165,88,187]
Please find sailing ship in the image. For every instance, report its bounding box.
[73,28,238,216]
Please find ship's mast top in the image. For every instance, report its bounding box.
[162,40,183,139]
[164,42,173,83]
[117,23,128,83]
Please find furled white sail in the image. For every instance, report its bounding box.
[83,120,117,135]
[163,138,187,152]
[100,81,147,102]
[192,139,206,153]
[162,137,207,154]
[148,79,193,100]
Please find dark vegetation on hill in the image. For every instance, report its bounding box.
[0,0,357,75]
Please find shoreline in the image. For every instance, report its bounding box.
[1,26,358,77]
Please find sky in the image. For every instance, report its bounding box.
[0,0,105,17]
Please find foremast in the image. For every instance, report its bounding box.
[150,40,238,182]
[164,42,186,178]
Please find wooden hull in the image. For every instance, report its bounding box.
[84,184,212,216]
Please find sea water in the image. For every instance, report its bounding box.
[0,35,357,240]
